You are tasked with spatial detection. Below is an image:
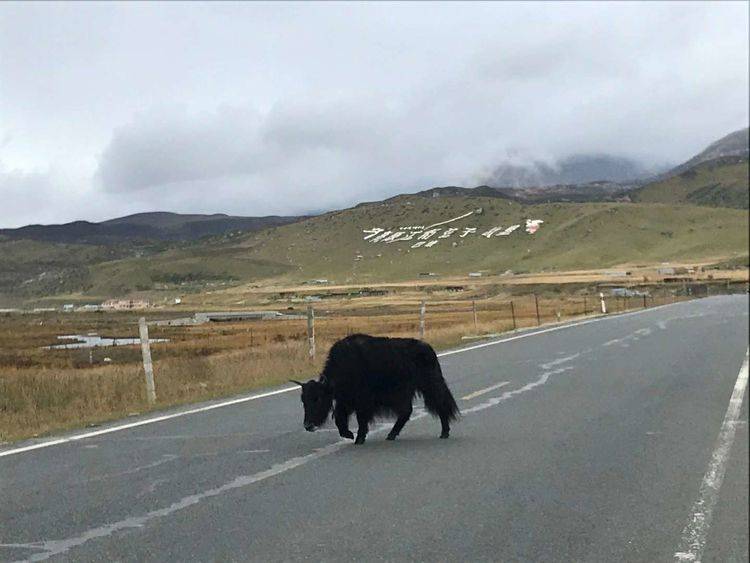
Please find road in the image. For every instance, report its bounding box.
[1,295,748,562]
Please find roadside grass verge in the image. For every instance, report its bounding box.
[0,292,700,443]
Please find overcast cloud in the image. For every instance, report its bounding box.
[1,1,748,227]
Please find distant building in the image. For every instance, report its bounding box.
[468,272,482,277]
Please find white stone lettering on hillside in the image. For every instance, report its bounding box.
[525,219,544,234]
[362,216,544,248]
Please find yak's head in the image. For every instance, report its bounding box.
[291,379,333,432]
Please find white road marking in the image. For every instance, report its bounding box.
[0,366,561,561]
[0,299,682,459]
[602,327,652,348]
[0,387,295,458]
[461,381,510,400]
[674,349,749,563]
[539,353,580,370]
[462,366,575,415]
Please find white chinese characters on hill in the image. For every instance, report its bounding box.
[362,211,544,249]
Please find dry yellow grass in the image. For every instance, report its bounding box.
[0,289,721,443]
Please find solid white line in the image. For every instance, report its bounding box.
[0,386,296,458]
[674,349,749,562]
[0,299,682,459]
[461,381,510,400]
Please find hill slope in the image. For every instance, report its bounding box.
[3,196,747,304]
[11,196,737,303]
[664,127,749,178]
[0,212,305,244]
[225,196,748,282]
[631,156,748,209]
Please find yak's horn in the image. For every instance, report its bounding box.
[289,379,304,386]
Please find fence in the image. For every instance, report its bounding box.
[131,281,747,401]
[2,281,746,442]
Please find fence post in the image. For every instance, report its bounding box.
[419,300,426,339]
[642,294,647,308]
[583,295,588,315]
[510,301,517,330]
[472,300,478,333]
[138,317,156,405]
[307,305,315,360]
[599,292,607,314]
[534,294,541,326]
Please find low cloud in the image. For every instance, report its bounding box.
[1,2,748,225]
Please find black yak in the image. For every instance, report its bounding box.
[292,333,459,444]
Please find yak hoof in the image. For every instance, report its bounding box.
[440,432,449,439]
[386,433,397,441]
[339,430,354,440]
[354,436,366,445]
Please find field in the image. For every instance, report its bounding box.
[2,275,745,443]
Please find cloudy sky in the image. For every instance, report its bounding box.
[1,1,748,227]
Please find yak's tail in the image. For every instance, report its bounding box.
[418,348,460,422]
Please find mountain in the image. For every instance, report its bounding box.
[484,154,658,188]
[661,127,749,179]
[3,194,746,304]
[412,183,631,204]
[631,127,749,209]
[0,212,306,244]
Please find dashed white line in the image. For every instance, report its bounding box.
[674,349,749,562]
[461,381,510,400]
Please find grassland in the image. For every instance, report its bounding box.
[211,198,749,288]
[632,157,748,209]
[3,278,743,443]
[3,193,748,307]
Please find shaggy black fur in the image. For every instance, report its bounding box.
[292,334,460,444]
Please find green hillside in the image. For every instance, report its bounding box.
[3,196,747,303]
[227,197,748,283]
[632,157,748,209]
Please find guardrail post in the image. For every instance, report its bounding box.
[472,300,478,332]
[534,294,541,326]
[510,301,517,330]
[138,317,156,405]
[419,300,426,339]
[599,292,607,314]
[307,305,315,360]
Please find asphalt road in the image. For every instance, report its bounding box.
[1,295,748,562]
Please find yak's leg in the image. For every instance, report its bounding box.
[386,403,413,441]
[334,403,354,440]
[354,411,370,445]
[439,413,451,439]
